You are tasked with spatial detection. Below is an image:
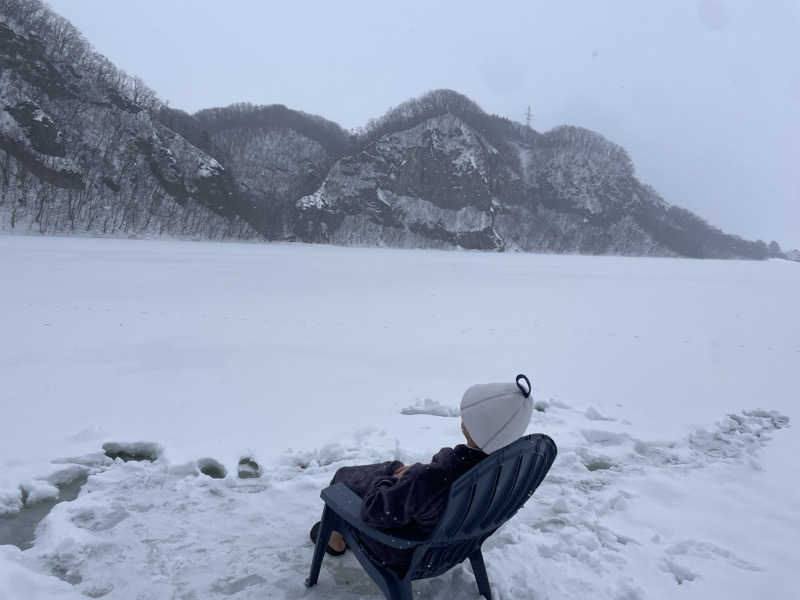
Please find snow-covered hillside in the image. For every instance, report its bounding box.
[0,12,254,240]
[0,235,797,599]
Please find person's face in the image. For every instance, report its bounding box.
[461,421,474,447]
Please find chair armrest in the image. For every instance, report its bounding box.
[321,483,422,551]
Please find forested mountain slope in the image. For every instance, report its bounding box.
[0,0,254,239]
[158,103,350,239]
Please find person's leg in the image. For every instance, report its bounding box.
[322,461,404,552]
[330,460,403,495]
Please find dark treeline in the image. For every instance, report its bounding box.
[196,104,350,154]
[638,204,771,259]
[0,0,158,111]
[160,90,540,170]
[158,103,352,158]
[0,0,253,238]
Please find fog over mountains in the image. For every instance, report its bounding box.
[0,0,790,259]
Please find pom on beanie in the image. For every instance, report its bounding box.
[460,374,533,454]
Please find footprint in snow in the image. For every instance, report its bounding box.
[508,408,789,590]
[661,558,698,585]
[664,539,760,572]
[210,574,266,595]
[576,409,790,469]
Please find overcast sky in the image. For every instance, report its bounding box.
[47,0,800,249]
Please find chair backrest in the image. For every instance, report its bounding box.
[407,433,557,580]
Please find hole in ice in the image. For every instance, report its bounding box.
[103,441,161,462]
[0,469,89,550]
[237,456,262,479]
[198,458,227,479]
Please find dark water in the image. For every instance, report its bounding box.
[0,472,88,550]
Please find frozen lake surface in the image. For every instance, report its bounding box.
[0,235,797,599]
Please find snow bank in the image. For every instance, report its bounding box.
[0,404,790,599]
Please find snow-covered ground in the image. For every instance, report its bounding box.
[0,235,797,599]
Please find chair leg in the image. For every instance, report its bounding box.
[386,579,413,600]
[338,526,412,600]
[468,549,492,600]
[305,506,335,588]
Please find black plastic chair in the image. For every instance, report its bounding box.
[306,433,557,600]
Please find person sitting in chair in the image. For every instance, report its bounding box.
[310,374,534,573]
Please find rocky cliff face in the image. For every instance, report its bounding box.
[295,101,766,258]
[296,114,515,250]
[0,0,772,258]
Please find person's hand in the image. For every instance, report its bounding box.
[393,465,411,478]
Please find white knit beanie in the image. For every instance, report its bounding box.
[460,374,534,454]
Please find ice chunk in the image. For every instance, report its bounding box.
[401,398,459,417]
[533,398,550,412]
[21,481,59,505]
[0,487,23,516]
[585,406,615,421]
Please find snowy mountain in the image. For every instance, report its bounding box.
[0,3,254,239]
[0,0,775,258]
[294,93,770,258]
[158,103,351,239]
